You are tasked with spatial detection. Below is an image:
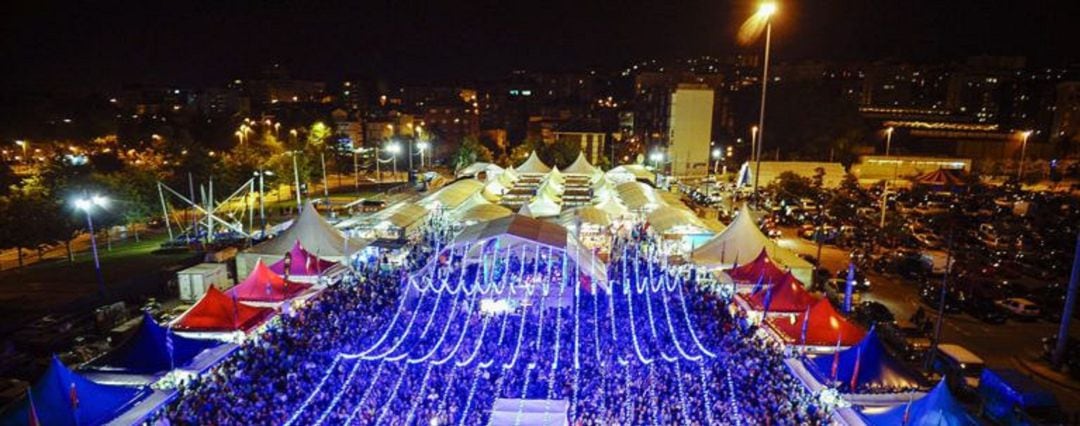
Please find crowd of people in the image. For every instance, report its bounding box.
[151,215,829,425]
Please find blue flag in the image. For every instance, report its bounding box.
[799,305,811,348]
[751,271,766,294]
[844,262,856,314]
[762,284,774,317]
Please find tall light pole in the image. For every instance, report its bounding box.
[291,151,302,213]
[751,2,777,195]
[712,148,722,175]
[750,126,759,164]
[1017,130,1032,181]
[884,126,894,156]
[418,141,430,170]
[253,170,272,232]
[74,194,109,300]
[15,140,27,163]
[387,142,401,180]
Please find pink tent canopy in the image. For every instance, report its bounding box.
[269,240,338,277]
[228,259,312,302]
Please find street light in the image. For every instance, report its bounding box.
[749,2,777,196]
[711,148,722,175]
[884,126,895,156]
[73,194,109,300]
[252,170,274,232]
[15,140,27,163]
[649,151,664,171]
[387,142,402,179]
[1017,130,1032,181]
[417,141,431,170]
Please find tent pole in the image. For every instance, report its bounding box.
[157,182,174,241]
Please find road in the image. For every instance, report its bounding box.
[776,229,1080,409]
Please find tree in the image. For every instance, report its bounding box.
[453,136,494,172]
[769,171,816,201]
[0,163,18,196]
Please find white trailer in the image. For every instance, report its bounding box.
[177,263,231,302]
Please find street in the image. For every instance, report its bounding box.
[777,229,1080,409]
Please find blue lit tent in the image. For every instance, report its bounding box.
[862,380,978,426]
[809,327,920,392]
[85,312,219,375]
[0,356,148,426]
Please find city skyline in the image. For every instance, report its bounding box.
[3,0,1079,91]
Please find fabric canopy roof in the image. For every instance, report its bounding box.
[419,179,485,210]
[524,195,562,218]
[559,206,612,228]
[564,152,598,175]
[248,202,356,258]
[615,181,660,210]
[808,328,920,392]
[85,312,219,375]
[646,205,712,234]
[692,205,812,271]
[743,272,819,312]
[230,259,312,302]
[548,166,565,183]
[516,151,552,174]
[1,356,147,426]
[593,195,629,218]
[438,214,607,287]
[268,240,338,277]
[727,248,789,284]
[862,380,977,426]
[607,164,655,184]
[380,202,429,229]
[456,162,503,177]
[172,287,274,332]
[768,299,865,347]
[457,203,513,223]
[916,168,965,187]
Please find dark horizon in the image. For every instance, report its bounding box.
[3,0,1080,91]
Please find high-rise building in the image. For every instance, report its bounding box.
[667,84,714,176]
[1051,82,1080,144]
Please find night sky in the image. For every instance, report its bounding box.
[3,0,1078,91]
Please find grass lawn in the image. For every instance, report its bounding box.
[0,233,197,317]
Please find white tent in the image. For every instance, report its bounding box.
[593,195,629,218]
[525,193,563,218]
[456,162,503,178]
[548,165,565,183]
[455,203,513,223]
[238,202,361,277]
[517,151,552,174]
[691,205,812,282]
[418,179,485,210]
[607,164,655,184]
[564,152,598,176]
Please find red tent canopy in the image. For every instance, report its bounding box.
[768,299,865,347]
[915,168,965,187]
[743,272,819,313]
[228,259,311,302]
[269,240,338,277]
[725,247,788,284]
[173,287,274,332]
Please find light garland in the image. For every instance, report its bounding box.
[342,361,386,425]
[660,290,702,362]
[401,364,432,426]
[625,285,654,365]
[312,358,364,426]
[282,356,343,426]
[409,291,466,364]
[672,360,691,426]
[374,362,410,425]
[643,287,678,362]
[698,363,717,426]
[676,283,717,358]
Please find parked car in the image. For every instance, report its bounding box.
[995,298,1041,320]
[920,283,962,313]
[930,344,985,398]
[960,293,1007,324]
[879,321,932,362]
[978,369,1065,425]
[852,301,895,326]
